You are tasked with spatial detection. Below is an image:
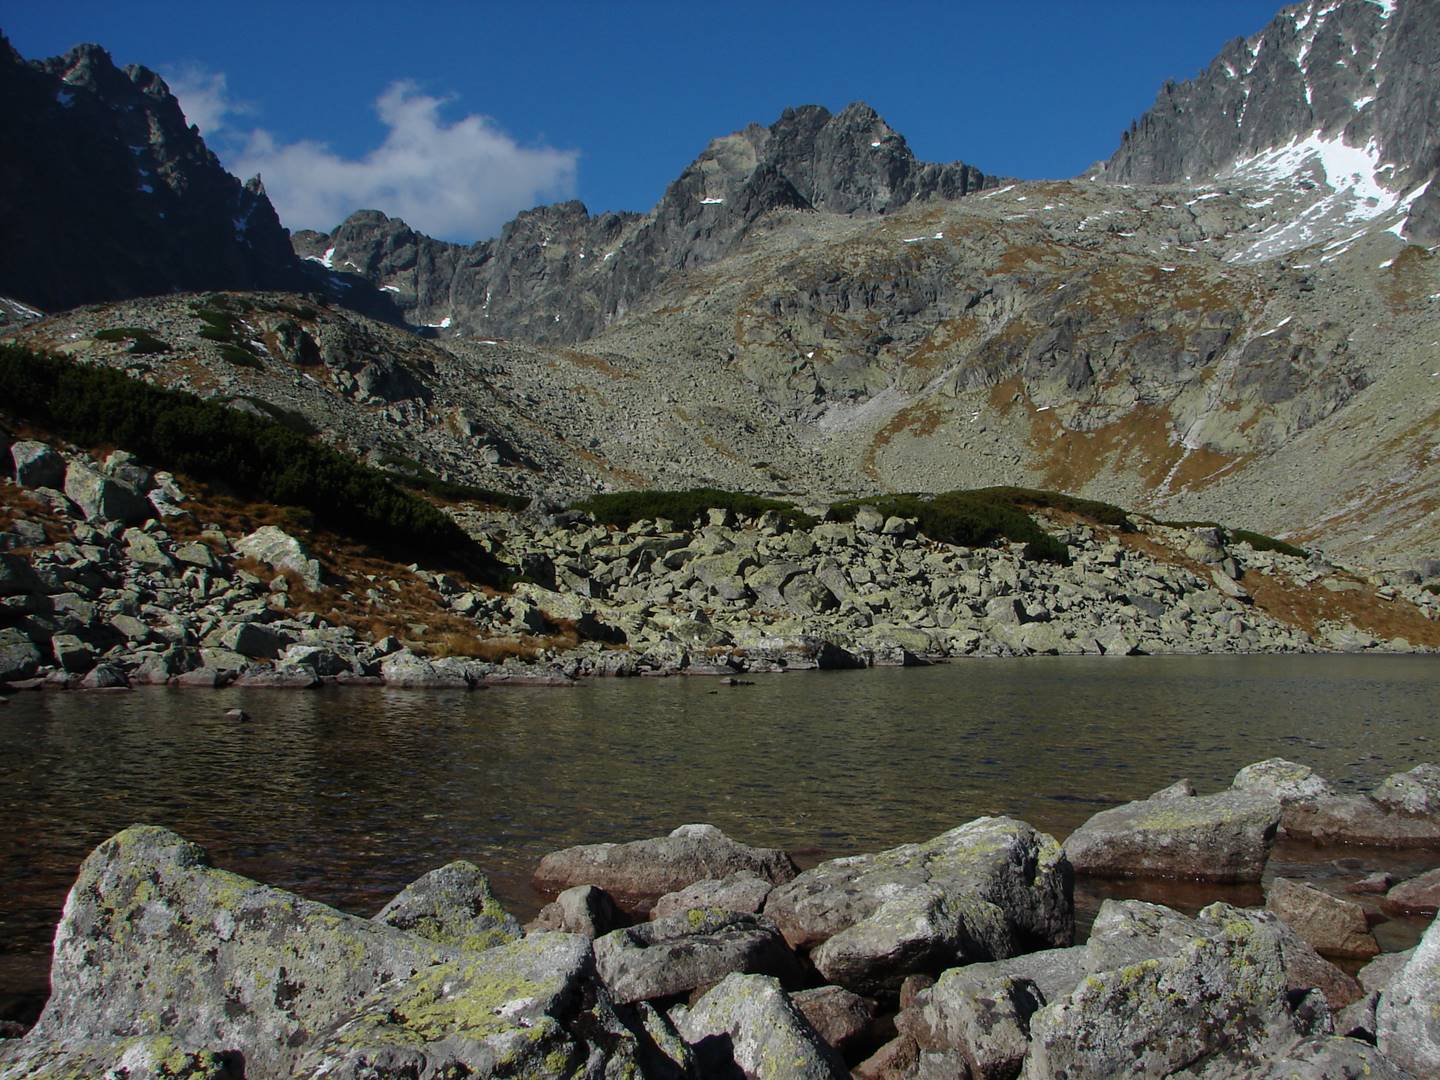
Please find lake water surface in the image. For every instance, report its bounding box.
[3,655,1439,1022]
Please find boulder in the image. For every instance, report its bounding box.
[173,541,221,570]
[530,884,627,939]
[50,633,95,674]
[896,972,1041,1080]
[1376,913,1440,1076]
[1232,758,1337,803]
[790,986,873,1054]
[292,932,633,1079]
[217,621,288,660]
[1266,877,1379,959]
[10,440,65,489]
[651,869,775,920]
[533,823,798,914]
[593,908,802,1004]
[380,649,471,689]
[0,1035,239,1079]
[762,817,1073,995]
[1021,906,1295,1080]
[373,861,522,951]
[1281,795,1440,847]
[1384,867,1440,916]
[18,826,448,1077]
[1063,785,1280,882]
[123,527,175,569]
[1359,948,1414,994]
[1372,764,1440,816]
[1242,1035,1418,1079]
[63,462,150,524]
[673,973,847,1079]
[0,627,43,681]
[233,525,323,589]
[0,553,44,597]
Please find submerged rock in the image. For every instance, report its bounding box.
[1063,785,1280,882]
[762,816,1073,995]
[533,823,798,914]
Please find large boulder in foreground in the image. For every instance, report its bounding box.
[762,817,1073,996]
[373,860,522,951]
[672,972,847,1079]
[533,823,798,914]
[1063,782,1280,882]
[1377,913,1440,1076]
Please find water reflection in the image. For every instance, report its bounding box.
[2,655,1438,1019]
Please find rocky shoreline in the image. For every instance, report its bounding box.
[4,439,1439,695]
[2,757,1439,1077]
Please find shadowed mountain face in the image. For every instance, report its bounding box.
[290,102,998,344]
[0,36,307,312]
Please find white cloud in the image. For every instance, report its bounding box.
[164,64,250,135]
[230,81,579,242]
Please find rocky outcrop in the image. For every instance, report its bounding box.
[1063,781,1281,882]
[0,37,305,313]
[762,817,1073,996]
[533,823,799,914]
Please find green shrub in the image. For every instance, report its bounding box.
[0,343,498,579]
[94,327,170,355]
[573,488,816,529]
[830,490,1071,564]
[216,343,261,368]
[1155,519,1309,560]
[378,452,530,509]
[969,486,1132,530]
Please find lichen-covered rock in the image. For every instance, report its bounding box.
[1063,786,1280,882]
[1359,948,1414,994]
[380,649,471,688]
[896,972,1041,1080]
[530,883,627,939]
[593,908,802,1005]
[1376,913,1440,1076]
[1232,758,1337,803]
[533,823,798,914]
[293,932,615,1079]
[673,972,847,1079]
[1372,764,1440,816]
[63,462,150,524]
[374,861,522,952]
[651,869,775,920]
[9,440,65,489]
[1385,868,1440,916]
[1266,877,1379,959]
[762,817,1073,996]
[1280,795,1440,847]
[1021,907,1294,1079]
[1239,1035,1417,1080]
[790,986,873,1054]
[0,627,42,682]
[0,1034,241,1079]
[20,825,448,1077]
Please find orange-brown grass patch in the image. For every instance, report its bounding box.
[559,350,630,379]
[575,447,648,488]
[901,316,982,371]
[0,483,73,548]
[863,400,948,479]
[1379,245,1436,314]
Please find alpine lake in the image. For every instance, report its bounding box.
[3,653,1440,1024]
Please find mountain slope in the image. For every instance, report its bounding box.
[0,36,307,312]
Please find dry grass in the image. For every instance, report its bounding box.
[560,350,630,379]
[863,400,948,478]
[1379,245,1436,314]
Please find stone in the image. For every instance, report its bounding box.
[63,462,150,524]
[173,541,220,570]
[673,973,847,1079]
[0,554,44,598]
[50,633,95,674]
[380,649,471,688]
[9,440,65,488]
[530,884,627,939]
[233,525,323,589]
[897,972,1041,1080]
[762,817,1073,995]
[1384,867,1440,915]
[1371,764,1440,816]
[373,860,522,952]
[1232,758,1337,803]
[80,662,128,689]
[0,1035,240,1078]
[123,527,175,569]
[782,573,839,614]
[593,908,802,1005]
[1063,785,1280,882]
[216,621,287,660]
[853,1035,921,1079]
[790,985,873,1053]
[1266,877,1380,959]
[1376,913,1440,1076]
[19,826,449,1078]
[293,932,626,1079]
[1021,906,1293,1080]
[1358,948,1414,994]
[853,506,885,534]
[533,823,798,914]
[1281,795,1440,847]
[0,628,43,681]
[280,644,351,677]
[1244,1035,1417,1079]
[652,869,775,920]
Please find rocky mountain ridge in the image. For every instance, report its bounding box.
[0,35,306,313]
[291,102,998,343]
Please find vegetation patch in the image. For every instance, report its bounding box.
[1156,520,1309,560]
[94,327,170,355]
[0,343,499,579]
[829,490,1071,564]
[573,488,816,529]
[379,451,529,510]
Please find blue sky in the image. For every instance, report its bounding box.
[6,1,1286,241]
